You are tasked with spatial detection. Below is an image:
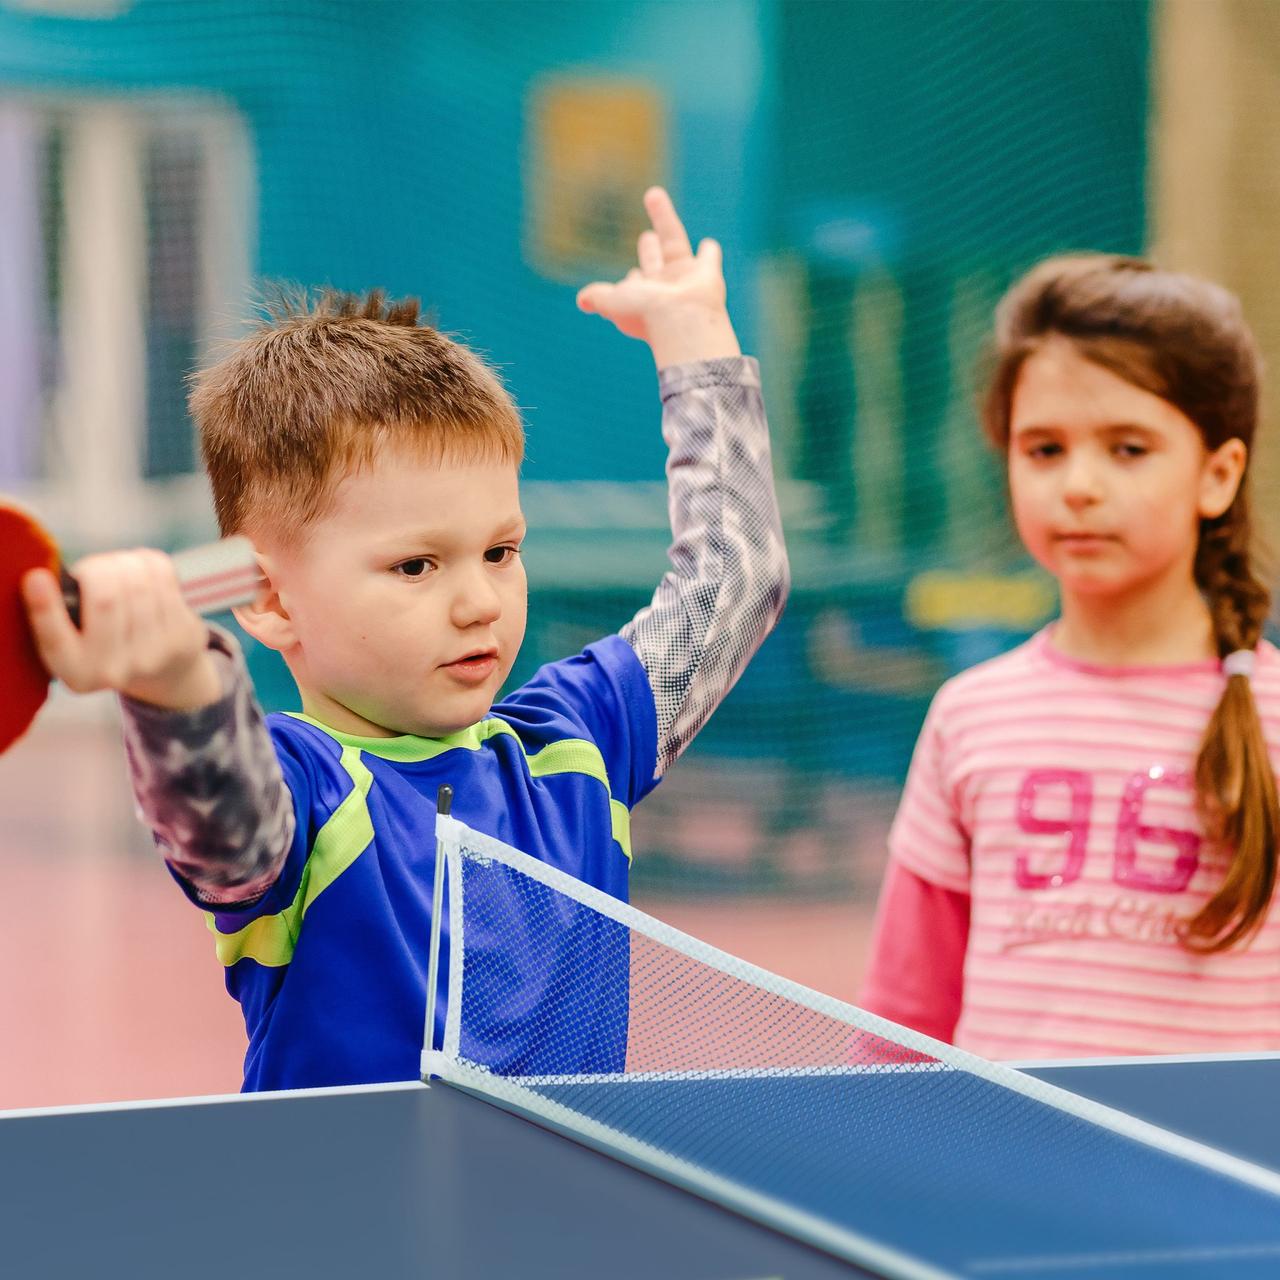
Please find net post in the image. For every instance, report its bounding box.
[421,783,452,1081]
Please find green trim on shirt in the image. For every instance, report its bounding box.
[207,713,633,969]
[206,745,374,968]
[283,713,520,763]
[285,715,631,858]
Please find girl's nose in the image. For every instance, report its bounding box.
[1062,456,1103,507]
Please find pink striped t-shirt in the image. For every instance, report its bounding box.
[863,627,1280,1060]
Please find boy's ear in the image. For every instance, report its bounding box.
[232,554,296,653]
[1199,437,1248,520]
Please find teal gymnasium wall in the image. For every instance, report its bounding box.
[0,0,1151,885]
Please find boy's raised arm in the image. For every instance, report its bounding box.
[578,188,790,774]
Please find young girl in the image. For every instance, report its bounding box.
[860,255,1280,1059]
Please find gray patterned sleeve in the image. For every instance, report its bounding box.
[620,355,790,776]
[119,624,294,906]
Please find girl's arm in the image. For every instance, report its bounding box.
[859,860,970,1043]
[860,685,972,1042]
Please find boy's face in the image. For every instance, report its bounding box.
[264,442,527,738]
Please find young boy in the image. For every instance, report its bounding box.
[21,189,788,1091]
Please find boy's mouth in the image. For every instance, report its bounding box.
[441,648,500,684]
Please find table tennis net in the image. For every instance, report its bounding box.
[423,816,1280,1279]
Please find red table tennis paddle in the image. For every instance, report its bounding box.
[0,503,262,755]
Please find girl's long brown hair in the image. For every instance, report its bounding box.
[983,255,1275,951]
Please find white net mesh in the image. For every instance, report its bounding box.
[426,816,1280,1279]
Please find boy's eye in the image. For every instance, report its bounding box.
[1027,442,1062,460]
[484,544,521,565]
[1113,442,1148,459]
[393,557,431,579]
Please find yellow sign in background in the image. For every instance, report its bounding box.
[527,77,668,282]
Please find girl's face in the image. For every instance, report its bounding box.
[1007,338,1245,602]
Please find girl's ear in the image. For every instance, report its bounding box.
[1199,437,1248,520]
[232,554,296,653]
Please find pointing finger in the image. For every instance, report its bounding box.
[644,186,692,262]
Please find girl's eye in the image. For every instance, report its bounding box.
[393,557,431,579]
[484,544,521,566]
[1028,442,1062,460]
[1114,442,1148,459]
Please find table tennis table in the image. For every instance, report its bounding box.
[0,1051,1277,1279]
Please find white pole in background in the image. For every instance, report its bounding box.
[0,101,44,488]
[56,103,148,549]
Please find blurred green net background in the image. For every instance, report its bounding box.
[0,0,1276,1104]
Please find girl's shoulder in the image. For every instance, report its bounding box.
[1249,637,1280,701]
[1256,637,1280,662]
[928,631,1048,717]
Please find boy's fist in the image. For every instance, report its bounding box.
[576,187,741,369]
[21,549,222,711]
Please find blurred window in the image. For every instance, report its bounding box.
[0,97,251,545]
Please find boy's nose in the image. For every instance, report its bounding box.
[450,573,502,628]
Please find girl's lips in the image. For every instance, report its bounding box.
[1056,533,1115,550]
[442,653,499,684]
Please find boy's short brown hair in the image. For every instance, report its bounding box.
[191,290,525,537]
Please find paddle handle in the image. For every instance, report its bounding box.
[59,535,262,626]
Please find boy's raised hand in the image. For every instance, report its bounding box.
[21,550,223,711]
[576,187,741,370]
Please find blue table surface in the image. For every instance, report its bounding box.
[0,1054,1275,1280]
[521,1055,1280,1279]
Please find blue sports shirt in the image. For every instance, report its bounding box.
[205,635,656,1091]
